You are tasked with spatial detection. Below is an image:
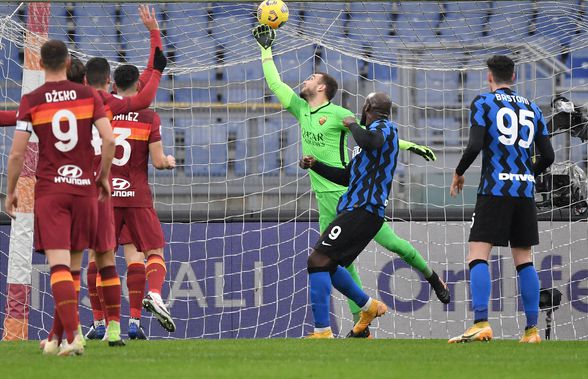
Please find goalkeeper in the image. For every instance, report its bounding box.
[253,25,450,336]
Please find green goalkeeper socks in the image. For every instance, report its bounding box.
[374,224,433,278]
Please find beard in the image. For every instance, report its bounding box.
[300,87,313,101]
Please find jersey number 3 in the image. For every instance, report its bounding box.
[497,108,535,148]
[92,126,132,166]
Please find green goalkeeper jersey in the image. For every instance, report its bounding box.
[261,48,352,193]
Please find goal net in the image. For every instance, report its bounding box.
[0,1,586,340]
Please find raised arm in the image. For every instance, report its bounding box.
[253,24,304,116]
[137,4,163,90]
[127,47,167,111]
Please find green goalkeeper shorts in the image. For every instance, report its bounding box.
[315,190,346,234]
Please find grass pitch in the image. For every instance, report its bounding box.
[0,339,587,379]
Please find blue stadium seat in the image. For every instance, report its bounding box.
[566,36,588,78]
[48,3,75,43]
[224,84,264,104]
[437,16,484,42]
[393,18,439,42]
[299,4,347,39]
[368,62,396,82]
[148,121,175,177]
[173,78,219,103]
[217,23,264,83]
[531,2,579,47]
[0,39,22,83]
[275,46,316,84]
[441,119,462,147]
[486,2,533,42]
[348,2,393,37]
[74,5,120,62]
[166,24,218,83]
[0,86,21,106]
[257,119,281,176]
[422,117,446,144]
[416,69,461,105]
[370,81,401,103]
[443,1,492,20]
[185,122,228,177]
[0,3,19,18]
[463,70,487,103]
[316,49,362,85]
[391,2,442,42]
[281,122,301,176]
[232,118,277,176]
[230,120,250,177]
[229,118,290,177]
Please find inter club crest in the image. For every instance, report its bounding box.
[319,116,327,125]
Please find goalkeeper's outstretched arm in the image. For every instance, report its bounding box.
[253,24,301,112]
[398,139,437,161]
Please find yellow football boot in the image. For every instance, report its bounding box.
[519,327,541,343]
[448,321,493,343]
[304,329,335,339]
[352,299,387,335]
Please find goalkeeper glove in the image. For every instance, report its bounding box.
[252,24,276,50]
[153,47,167,73]
[407,143,436,161]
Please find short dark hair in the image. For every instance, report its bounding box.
[85,57,110,87]
[316,72,338,101]
[113,64,140,91]
[40,40,69,71]
[486,55,515,84]
[67,56,85,84]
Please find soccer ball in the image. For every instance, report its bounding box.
[257,0,289,29]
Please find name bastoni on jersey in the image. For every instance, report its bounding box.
[498,172,536,182]
[494,93,530,105]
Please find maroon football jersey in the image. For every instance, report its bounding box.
[110,109,161,207]
[92,89,161,172]
[92,90,134,172]
[16,80,106,198]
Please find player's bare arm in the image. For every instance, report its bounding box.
[139,4,159,31]
[149,140,176,170]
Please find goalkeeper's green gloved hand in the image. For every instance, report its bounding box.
[252,24,276,50]
[407,143,437,161]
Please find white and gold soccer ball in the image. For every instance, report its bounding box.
[257,0,289,29]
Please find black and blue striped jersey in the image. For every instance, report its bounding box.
[337,119,399,217]
[470,88,549,198]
